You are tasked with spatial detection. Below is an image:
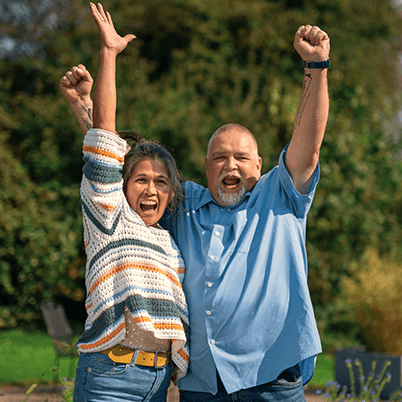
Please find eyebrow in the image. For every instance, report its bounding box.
[211,151,251,157]
[134,173,169,179]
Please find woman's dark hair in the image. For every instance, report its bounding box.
[118,131,144,149]
[119,131,184,213]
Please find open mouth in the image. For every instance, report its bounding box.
[140,200,157,212]
[222,175,241,189]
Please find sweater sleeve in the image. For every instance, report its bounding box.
[80,129,128,247]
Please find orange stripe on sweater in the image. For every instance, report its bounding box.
[177,348,190,363]
[99,203,115,211]
[79,321,126,350]
[83,145,124,163]
[133,316,152,323]
[132,317,184,331]
[154,323,184,331]
[90,262,181,295]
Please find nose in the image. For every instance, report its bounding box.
[144,180,157,195]
[226,156,238,171]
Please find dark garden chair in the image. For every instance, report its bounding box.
[40,300,78,382]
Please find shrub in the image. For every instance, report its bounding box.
[343,249,402,354]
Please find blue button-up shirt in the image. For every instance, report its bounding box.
[161,146,322,394]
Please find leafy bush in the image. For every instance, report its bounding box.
[0,130,85,328]
[343,249,402,354]
[1,0,402,332]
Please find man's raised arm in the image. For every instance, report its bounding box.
[286,25,330,194]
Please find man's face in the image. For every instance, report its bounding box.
[205,130,262,206]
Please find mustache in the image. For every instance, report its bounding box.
[218,172,243,180]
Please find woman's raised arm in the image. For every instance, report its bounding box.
[89,2,136,132]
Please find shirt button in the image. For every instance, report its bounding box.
[210,255,215,260]
[210,339,215,345]
[207,311,211,315]
[208,283,213,288]
[215,231,220,236]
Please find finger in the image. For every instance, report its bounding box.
[60,74,74,88]
[89,2,99,19]
[307,26,322,45]
[106,10,113,26]
[294,25,312,44]
[308,26,329,47]
[60,75,71,87]
[124,34,137,43]
[106,10,136,41]
[71,66,85,81]
[77,64,87,72]
[77,64,94,83]
[89,2,105,24]
[314,29,329,45]
[96,3,108,22]
[65,70,78,86]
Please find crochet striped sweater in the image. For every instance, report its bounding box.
[76,128,189,378]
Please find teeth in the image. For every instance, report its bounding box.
[141,200,157,205]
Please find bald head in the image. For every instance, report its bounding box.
[207,124,259,158]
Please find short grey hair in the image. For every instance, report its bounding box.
[207,123,258,157]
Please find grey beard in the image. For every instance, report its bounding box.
[217,183,246,206]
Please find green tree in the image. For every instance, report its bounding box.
[0,0,402,339]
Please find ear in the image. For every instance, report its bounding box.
[257,156,262,172]
[205,156,211,177]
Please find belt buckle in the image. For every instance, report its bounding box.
[154,350,167,369]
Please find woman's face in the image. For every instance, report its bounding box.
[125,158,173,227]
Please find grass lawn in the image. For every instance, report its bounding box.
[0,329,79,384]
[309,353,334,387]
[0,329,334,387]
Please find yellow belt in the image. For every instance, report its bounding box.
[100,345,171,367]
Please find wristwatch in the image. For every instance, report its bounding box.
[304,58,330,69]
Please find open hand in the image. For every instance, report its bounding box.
[89,2,136,55]
[293,25,330,62]
[60,64,93,104]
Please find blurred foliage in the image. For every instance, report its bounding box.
[1,0,402,350]
[343,249,402,354]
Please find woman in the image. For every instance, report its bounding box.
[72,3,189,401]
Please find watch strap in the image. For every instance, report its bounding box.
[304,57,330,69]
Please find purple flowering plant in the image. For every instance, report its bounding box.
[60,376,75,402]
[316,359,402,401]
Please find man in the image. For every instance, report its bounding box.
[61,8,329,399]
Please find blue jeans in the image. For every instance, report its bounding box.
[180,365,306,402]
[73,351,172,402]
